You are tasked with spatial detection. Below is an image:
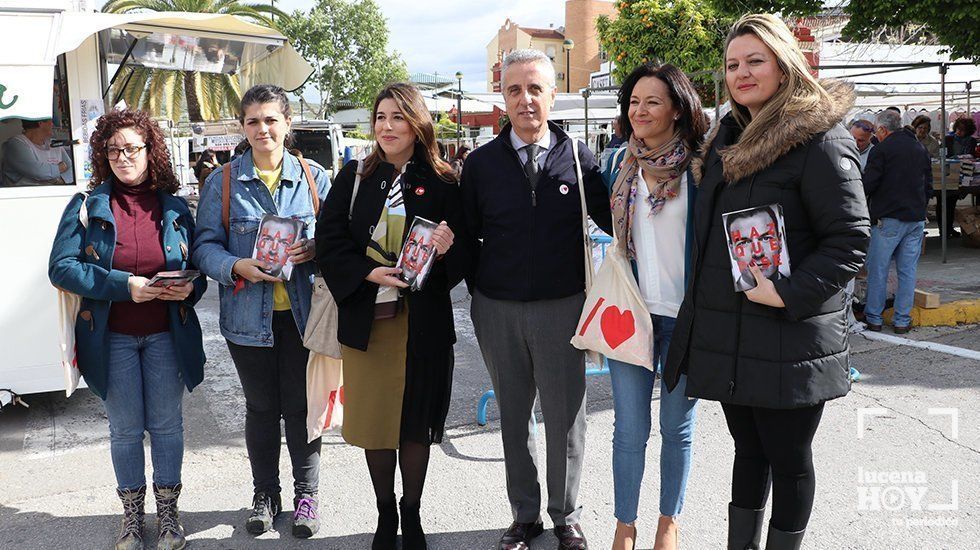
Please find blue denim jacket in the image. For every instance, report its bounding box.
[48,181,207,399]
[192,150,331,347]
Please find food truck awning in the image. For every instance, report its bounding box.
[0,9,314,120]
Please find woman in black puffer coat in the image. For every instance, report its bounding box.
[663,14,870,550]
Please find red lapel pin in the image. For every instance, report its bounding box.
[415,186,426,196]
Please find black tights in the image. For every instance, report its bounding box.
[722,403,825,532]
[365,441,431,506]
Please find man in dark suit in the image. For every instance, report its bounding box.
[460,48,612,550]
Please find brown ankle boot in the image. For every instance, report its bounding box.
[115,486,145,550]
[153,483,186,550]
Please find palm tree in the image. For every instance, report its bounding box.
[102,0,287,122]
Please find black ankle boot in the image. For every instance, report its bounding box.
[399,498,427,550]
[372,496,398,550]
[728,503,765,549]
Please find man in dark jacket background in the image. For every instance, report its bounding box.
[460,48,611,550]
[863,109,933,334]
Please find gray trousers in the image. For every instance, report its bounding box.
[471,290,587,526]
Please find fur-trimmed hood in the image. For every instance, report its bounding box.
[702,79,856,183]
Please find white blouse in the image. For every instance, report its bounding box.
[630,168,689,317]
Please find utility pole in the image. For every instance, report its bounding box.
[455,71,463,152]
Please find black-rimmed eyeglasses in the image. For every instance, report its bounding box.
[107,145,147,160]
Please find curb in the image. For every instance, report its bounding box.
[883,298,980,327]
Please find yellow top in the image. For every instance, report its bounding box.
[256,163,291,311]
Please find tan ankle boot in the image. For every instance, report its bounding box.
[653,515,679,550]
[612,520,637,550]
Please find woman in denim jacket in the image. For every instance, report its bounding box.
[192,85,330,539]
[49,109,206,550]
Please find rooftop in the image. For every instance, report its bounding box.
[521,26,565,40]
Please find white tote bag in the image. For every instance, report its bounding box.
[58,193,89,397]
[570,236,655,370]
[304,164,365,441]
[568,147,654,372]
[306,350,345,442]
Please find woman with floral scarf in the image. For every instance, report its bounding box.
[605,63,709,550]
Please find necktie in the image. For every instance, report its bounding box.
[523,144,540,188]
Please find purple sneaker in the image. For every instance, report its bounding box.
[292,495,319,538]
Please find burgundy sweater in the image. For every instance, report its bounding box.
[109,180,169,335]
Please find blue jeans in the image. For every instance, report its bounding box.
[864,218,925,328]
[608,315,698,522]
[104,332,185,490]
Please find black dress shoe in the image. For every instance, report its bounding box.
[554,523,588,550]
[498,520,544,550]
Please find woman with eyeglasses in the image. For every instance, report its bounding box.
[316,82,471,550]
[910,115,940,160]
[49,108,207,550]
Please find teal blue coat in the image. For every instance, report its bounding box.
[48,181,207,399]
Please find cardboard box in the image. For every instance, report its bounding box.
[955,206,980,236]
[932,162,961,190]
[914,289,940,309]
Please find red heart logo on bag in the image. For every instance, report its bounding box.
[600,306,635,350]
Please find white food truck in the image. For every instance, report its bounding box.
[0,1,313,398]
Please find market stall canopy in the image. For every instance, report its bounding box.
[820,43,980,111]
[0,9,313,121]
[549,107,619,122]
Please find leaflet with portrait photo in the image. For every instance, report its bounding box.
[722,203,791,292]
[252,214,304,281]
[395,216,439,291]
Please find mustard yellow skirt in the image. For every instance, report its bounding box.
[341,310,409,450]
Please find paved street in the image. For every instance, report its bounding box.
[1,285,978,549]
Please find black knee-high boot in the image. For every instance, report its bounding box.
[728,503,765,550]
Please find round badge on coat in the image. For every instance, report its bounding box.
[839,157,852,171]
[415,186,426,196]
[559,184,570,195]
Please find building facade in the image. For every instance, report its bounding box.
[486,0,616,92]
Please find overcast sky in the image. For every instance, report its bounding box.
[276,0,579,93]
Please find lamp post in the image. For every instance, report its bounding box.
[563,38,575,93]
[455,71,463,152]
[582,88,591,145]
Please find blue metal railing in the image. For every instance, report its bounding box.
[476,233,613,426]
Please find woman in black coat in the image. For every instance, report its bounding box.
[663,14,870,549]
[315,82,470,550]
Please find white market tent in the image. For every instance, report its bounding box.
[0,6,313,121]
[819,43,980,124]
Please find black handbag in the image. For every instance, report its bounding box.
[374,296,405,320]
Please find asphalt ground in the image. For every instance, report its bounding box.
[1,286,978,549]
